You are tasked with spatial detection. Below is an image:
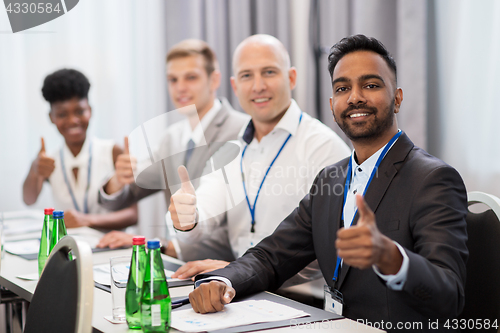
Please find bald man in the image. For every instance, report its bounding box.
[168,34,350,292]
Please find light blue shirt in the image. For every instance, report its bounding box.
[344,132,408,290]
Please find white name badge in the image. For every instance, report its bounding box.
[324,285,343,316]
[237,233,265,258]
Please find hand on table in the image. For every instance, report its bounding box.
[96,231,134,249]
[171,259,230,280]
[169,166,197,231]
[189,280,235,313]
[335,194,403,275]
[64,209,92,228]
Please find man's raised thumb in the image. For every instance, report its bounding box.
[178,165,195,194]
[356,193,374,225]
[123,136,129,154]
[40,137,46,154]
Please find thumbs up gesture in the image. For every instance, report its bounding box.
[104,137,137,194]
[34,137,55,180]
[114,137,136,185]
[169,166,197,230]
[335,194,403,275]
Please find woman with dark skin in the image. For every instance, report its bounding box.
[23,69,137,230]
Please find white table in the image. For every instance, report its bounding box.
[0,249,383,333]
[0,248,195,332]
[0,213,382,332]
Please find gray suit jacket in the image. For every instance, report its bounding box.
[99,99,250,261]
[198,133,468,332]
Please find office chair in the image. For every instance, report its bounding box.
[458,191,500,331]
[24,236,94,333]
[0,210,39,332]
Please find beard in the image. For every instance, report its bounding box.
[333,102,395,142]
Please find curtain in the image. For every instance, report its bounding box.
[314,0,427,147]
[428,0,500,198]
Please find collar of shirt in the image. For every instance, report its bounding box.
[62,136,91,170]
[239,99,301,145]
[182,98,222,147]
[343,130,401,228]
[350,145,384,184]
[350,129,402,181]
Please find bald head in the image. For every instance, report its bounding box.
[232,34,291,75]
[230,34,297,139]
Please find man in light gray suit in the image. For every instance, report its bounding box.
[97,39,249,260]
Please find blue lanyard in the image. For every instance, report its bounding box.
[60,141,93,214]
[240,112,303,233]
[333,131,402,283]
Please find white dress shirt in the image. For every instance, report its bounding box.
[173,100,351,267]
[343,131,409,290]
[49,137,115,214]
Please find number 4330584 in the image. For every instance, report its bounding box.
[6,3,61,14]
[444,319,498,330]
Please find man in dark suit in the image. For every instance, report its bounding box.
[97,39,249,260]
[185,35,468,331]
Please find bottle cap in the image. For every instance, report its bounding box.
[133,236,146,245]
[53,210,64,218]
[44,208,55,215]
[147,239,161,250]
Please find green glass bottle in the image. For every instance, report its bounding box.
[50,210,68,253]
[38,208,55,276]
[141,239,171,332]
[125,236,147,329]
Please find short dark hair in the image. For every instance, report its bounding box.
[166,39,218,76]
[41,68,91,104]
[328,34,397,84]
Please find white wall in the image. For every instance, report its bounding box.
[0,0,169,237]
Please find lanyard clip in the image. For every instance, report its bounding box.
[250,223,255,233]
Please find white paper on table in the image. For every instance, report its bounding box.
[93,263,129,286]
[4,239,40,255]
[93,263,190,286]
[16,273,39,281]
[67,227,104,248]
[171,300,310,332]
[111,264,129,285]
[3,220,41,236]
[4,226,102,251]
[103,315,126,324]
[93,263,112,286]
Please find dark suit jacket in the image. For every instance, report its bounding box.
[197,132,468,331]
[99,99,250,261]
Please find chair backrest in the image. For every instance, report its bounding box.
[458,191,500,331]
[24,236,94,333]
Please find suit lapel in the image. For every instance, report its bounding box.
[325,160,348,287]
[337,132,414,289]
[186,100,229,175]
[362,132,414,218]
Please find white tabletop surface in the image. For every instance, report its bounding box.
[0,215,383,333]
[0,245,195,332]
